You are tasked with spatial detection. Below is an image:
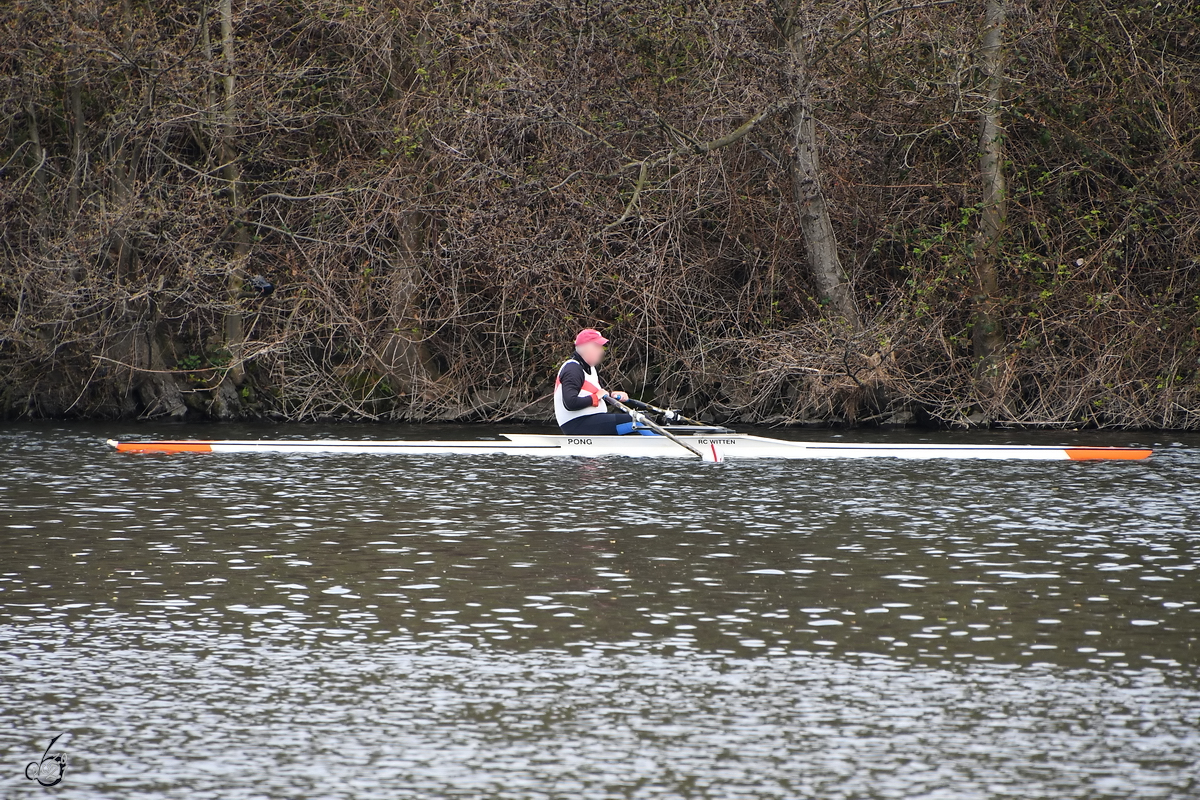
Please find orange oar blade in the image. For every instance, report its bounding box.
[1065,447,1153,461]
[108,440,214,453]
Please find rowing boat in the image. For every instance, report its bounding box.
[106,429,1153,461]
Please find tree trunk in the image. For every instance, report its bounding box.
[67,1,85,215]
[135,309,189,420]
[25,102,46,200]
[974,0,1007,384]
[381,208,438,401]
[783,21,861,329]
[218,0,247,385]
[68,80,84,214]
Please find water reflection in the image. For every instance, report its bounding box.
[2,423,1198,798]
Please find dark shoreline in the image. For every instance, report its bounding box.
[5,413,1190,436]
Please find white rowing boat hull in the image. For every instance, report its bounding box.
[106,433,1152,461]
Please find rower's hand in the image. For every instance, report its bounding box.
[610,391,628,402]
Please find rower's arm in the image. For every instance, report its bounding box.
[560,363,598,410]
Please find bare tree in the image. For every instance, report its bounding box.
[66,0,84,217]
[24,102,46,200]
[218,0,247,387]
[778,6,861,329]
[974,0,1007,387]
[605,3,863,329]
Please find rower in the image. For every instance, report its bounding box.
[554,329,637,436]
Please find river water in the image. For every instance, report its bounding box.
[2,423,1198,799]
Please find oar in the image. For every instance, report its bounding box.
[622,397,709,427]
[604,395,723,463]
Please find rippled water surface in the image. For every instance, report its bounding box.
[2,423,1198,799]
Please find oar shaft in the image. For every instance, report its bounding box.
[605,396,709,461]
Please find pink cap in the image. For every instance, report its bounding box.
[574,328,609,347]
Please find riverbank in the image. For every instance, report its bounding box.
[3,2,1196,431]
[4,317,1196,430]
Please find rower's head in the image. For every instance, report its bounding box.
[574,328,608,366]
